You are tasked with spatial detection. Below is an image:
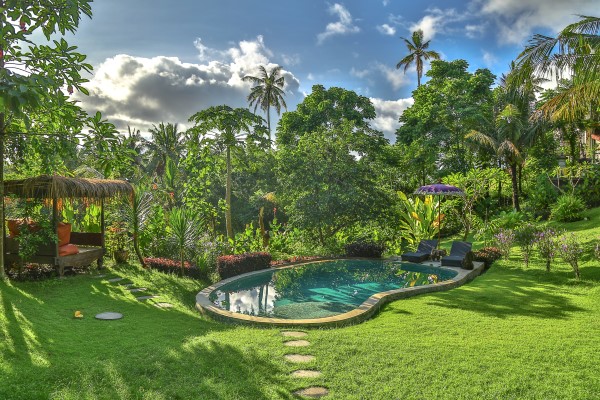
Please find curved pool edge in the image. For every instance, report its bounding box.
[195,258,485,328]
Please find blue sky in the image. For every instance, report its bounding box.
[65,0,598,141]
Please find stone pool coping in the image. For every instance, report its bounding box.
[195,258,485,328]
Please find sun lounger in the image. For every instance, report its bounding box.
[401,239,438,263]
[441,241,472,268]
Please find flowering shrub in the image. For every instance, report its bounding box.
[473,247,503,269]
[515,223,539,268]
[493,228,515,259]
[559,233,583,279]
[535,228,559,272]
[143,257,203,279]
[217,252,272,279]
[345,241,385,258]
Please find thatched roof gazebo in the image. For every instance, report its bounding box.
[2,175,134,276]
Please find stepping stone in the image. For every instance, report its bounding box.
[291,370,322,378]
[136,295,159,301]
[107,277,123,282]
[128,288,148,293]
[121,283,134,288]
[285,354,315,363]
[284,340,310,347]
[95,274,107,278]
[154,302,174,308]
[282,331,307,338]
[95,312,123,320]
[293,387,329,398]
[119,281,134,286]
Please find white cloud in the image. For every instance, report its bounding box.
[465,24,486,39]
[482,50,498,67]
[476,0,599,44]
[281,53,301,66]
[377,23,396,36]
[307,73,315,81]
[78,37,301,133]
[317,3,360,44]
[409,8,463,41]
[382,0,390,6]
[377,63,410,90]
[370,97,414,142]
[350,67,370,79]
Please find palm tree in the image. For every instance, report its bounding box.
[168,207,202,275]
[243,65,287,141]
[144,122,185,177]
[121,185,153,268]
[188,105,267,240]
[396,29,441,87]
[516,15,600,158]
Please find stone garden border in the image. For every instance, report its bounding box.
[196,258,485,328]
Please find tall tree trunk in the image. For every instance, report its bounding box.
[510,162,520,211]
[518,164,523,195]
[266,92,271,143]
[225,146,234,241]
[497,160,503,208]
[0,15,5,279]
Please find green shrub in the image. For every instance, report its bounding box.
[344,241,385,258]
[550,194,586,222]
[216,252,272,279]
[515,222,540,267]
[524,174,557,219]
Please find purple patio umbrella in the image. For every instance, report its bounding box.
[414,184,464,249]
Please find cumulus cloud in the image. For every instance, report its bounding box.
[377,23,396,36]
[370,97,414,142]
[78,37,301,134]
[317,3,360,44]
[350,67,371,79]
[476,0,598,44]
[465,24,486,39]
[376,63,410,90]
[409,8,464,41]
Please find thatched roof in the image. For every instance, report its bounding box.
[3,175,134,199]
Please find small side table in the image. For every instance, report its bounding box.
[430,249,447,261]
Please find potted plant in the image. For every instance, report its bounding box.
[107,221,130,263]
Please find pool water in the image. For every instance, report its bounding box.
[209,260,457,320]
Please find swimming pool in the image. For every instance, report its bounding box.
[199,259,465,324]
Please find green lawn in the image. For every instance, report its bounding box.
[1,212,600,399]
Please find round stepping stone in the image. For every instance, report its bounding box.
[282,331,307,338]
[95,274,107,278]
[154,302,174,308]
[121,283,134,288]
[95,312,123,320]
[284,340,310,347]
[293,387,329,398]
[136,295,159,301]
[291,370,322,378]
[128,288,148,293]
[107,277,123,282]
[285,354,315,363]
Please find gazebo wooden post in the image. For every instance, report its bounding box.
[99,198,105,269]
[52,195,61,276]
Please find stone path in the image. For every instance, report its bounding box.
[281,331,328,398]
[95,274,173,312]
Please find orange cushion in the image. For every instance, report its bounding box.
[7,219,21,237]
[57,222,71,247]
[58,243,79,256]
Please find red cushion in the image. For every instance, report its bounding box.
[59,244,79,256]
[7,219,21,237]
[57,222,71,247]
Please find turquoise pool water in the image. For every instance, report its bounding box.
[209,260,457,320]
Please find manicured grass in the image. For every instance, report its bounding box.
[1,210,600,399]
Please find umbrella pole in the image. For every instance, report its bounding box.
[437,196,441,250]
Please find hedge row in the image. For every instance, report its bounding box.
[143,257,203,279]
[217,252,272,279]
[344,241,385,258]
[473,247,503,269]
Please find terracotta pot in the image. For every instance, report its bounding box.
[113,249,129,264]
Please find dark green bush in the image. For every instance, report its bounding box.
[217,252,272,279]
[575,164,600,207]
[144,257,203,279]
[344,241,385,258]
[473,247,503,269]
[550,193,586,222]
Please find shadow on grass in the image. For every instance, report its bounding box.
[425,266,588,319]
[0,275,293,399]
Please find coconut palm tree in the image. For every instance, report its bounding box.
[396,29,441,87]
[243,65,287,141]
[516,15,600,158]
[188,105,267,240]
[144,122,185,177]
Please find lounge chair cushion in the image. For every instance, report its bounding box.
[59,243,79,256]
[57,222,72,247]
